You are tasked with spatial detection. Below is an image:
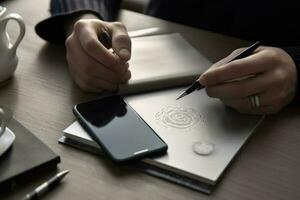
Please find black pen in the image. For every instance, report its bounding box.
[176,41,261,100]
[23,170,70,200]
[100,29,112,49]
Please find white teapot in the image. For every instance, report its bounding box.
[0,6,25,84]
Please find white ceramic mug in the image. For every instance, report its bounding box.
[0,6,25,84]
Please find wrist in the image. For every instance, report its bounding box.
[64,12,99,37]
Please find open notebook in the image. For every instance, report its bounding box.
[59,88,263,193]
[118,33,212,94]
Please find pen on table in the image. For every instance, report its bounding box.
[23,170,70,200]
[176,41,261,100]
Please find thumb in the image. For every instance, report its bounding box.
[108,22,131,61]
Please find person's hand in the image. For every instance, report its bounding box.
[65,14,131,92]
[199,46,297,114]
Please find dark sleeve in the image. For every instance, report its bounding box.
[35,0,122,44]
[281,46,300,102]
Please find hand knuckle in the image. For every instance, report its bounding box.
[74,20,86,32]
[266,49,282,65]
[112,22,126,29]
[126,70,132,80]
[274,69,287,83]
[121,70,131,82]
[65,36,72,48]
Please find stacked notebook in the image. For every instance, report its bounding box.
[59,33,263,193]
[0,118,60,192]
[59,88,263,193]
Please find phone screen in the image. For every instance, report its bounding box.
[73,95,167,163]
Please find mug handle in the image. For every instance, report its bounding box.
[0,107,7,137]
[1,13,26,53]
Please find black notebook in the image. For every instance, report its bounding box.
[0,118,60,192]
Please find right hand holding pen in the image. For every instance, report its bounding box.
[199,46,297,114]
[65,19,131,92]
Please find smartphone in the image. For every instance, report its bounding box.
[73,95,168,163]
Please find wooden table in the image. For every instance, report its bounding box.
[1,0,299,199]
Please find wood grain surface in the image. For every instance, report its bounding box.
[0,0,299,199]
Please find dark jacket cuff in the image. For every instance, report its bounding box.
[35,0,121,44]
[35,10,102,44]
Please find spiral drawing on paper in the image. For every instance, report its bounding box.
[155,106,201,130]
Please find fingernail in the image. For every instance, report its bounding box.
[118,48,130,60]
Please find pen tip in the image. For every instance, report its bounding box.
[58,170,70,178]
[176,92,186,100]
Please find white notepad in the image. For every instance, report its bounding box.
[119,33,212,94]
[61,87,263,191]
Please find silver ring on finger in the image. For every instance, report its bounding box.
[250,95,260,108]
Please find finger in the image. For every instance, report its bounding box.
[205,70,276,100]
[107,22,131,61]
[195,49,245,81]
[68,32,130,83]
[69,29,129,79]
[69,47,128,84]
[199,48,246,83]
[68,58,118,92]
[67,55,103,93]
[221,91,272,110]
[210,48,246,69]
[238,106,281,115]
[222,90,286,114]
[121,70,132,83]
[69,68,103,93]
[74,20,124,72]
[199,49,269,86]
[222,98,278,115]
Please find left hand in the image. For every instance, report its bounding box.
[199,46,297,114]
